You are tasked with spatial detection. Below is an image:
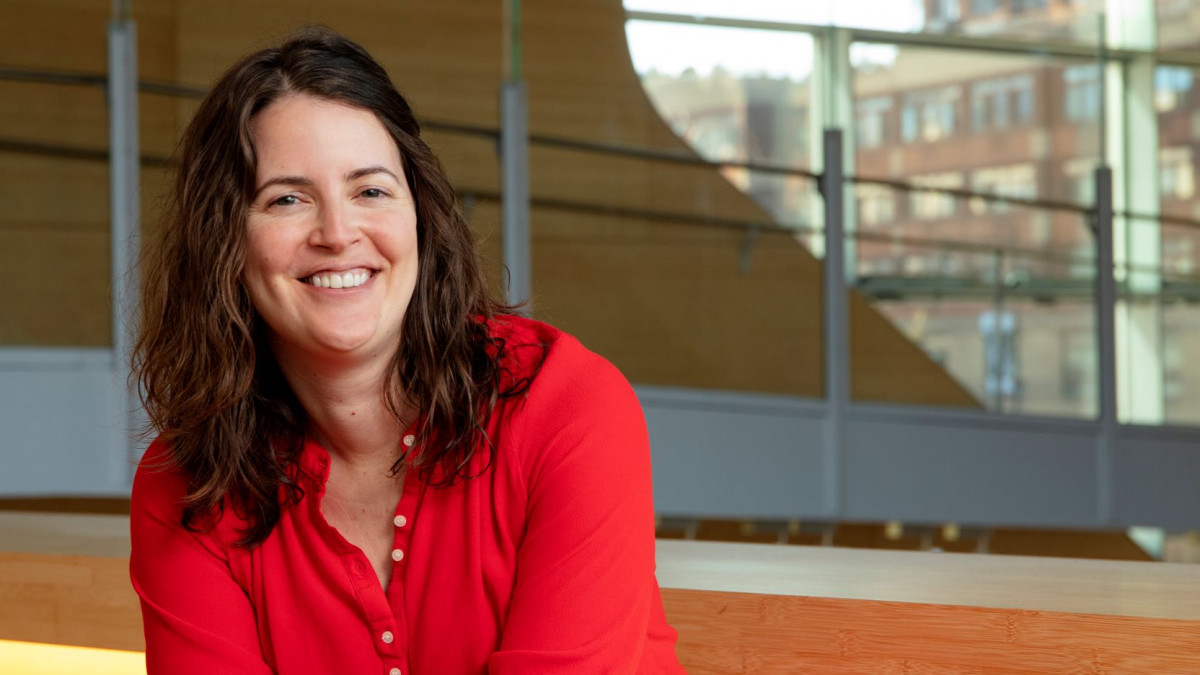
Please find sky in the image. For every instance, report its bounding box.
[623,0,924,79]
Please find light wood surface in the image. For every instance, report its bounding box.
[658,540,1200,674]
[3,512,1200,673]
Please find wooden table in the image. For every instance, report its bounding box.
[656,539,1200,674]
[3,513,1199,673]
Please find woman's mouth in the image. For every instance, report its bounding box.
[304,269,373,289]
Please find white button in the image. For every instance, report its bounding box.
[381,631,394,644]
[394,515,407,527]
[392,548,404,562]
[402,434,415,447]
[390,669,402,675]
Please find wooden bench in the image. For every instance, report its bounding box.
[3,512,1199,673]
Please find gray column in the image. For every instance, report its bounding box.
[821,129,849,518]
[108,8,140,480]
[501,0,531,310]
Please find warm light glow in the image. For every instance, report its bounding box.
[0,640,144,675]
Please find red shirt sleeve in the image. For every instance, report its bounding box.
[487,340,683,674]
[129,439,274,675]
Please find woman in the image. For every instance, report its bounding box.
[131,27,684,674]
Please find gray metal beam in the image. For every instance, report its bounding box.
[107,12,139,484]
[1095,166,1117,523]
[821,129,849,518]
[499,82,531,311]
[500,0,531,310]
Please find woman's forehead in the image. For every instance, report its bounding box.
[249,94,403,178]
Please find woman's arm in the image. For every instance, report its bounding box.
[130,440,274,675]
[487,342,683,674]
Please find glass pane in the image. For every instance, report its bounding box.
[1154,62,1200,425]
[624,0,1104,44]
[852,177,1097,417]
[628,21,816,253]
[627,24,813,168]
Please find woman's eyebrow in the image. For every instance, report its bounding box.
[346,165,400,183]
[253,175,313,198]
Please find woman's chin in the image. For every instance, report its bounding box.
[291,330,389,362]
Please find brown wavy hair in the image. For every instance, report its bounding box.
[134,27,532,547]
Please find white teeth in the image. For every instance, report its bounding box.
[307,270,370,289]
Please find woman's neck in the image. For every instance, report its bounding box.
[273,346,410,474]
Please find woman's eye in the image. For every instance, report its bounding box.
[270,195,299,208]
[360,187,386,199]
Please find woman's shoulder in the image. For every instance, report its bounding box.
[488,314,631,401]
[489,316,644,455]
[130,436,246,544]
[131,437,189,513]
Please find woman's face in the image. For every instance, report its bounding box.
[243,94,419,368]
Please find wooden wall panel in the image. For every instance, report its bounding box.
[0,228,109,346]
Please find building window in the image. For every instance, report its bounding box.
[1063,65,1101,122]
[971,75,1035,131]
[1160,146,1196,200]
[901,87,959,143]
[909,172,963,220]
[1155,66,1194,113]
[857,184,896,226]
[969,164,1037,214]
[856,96,892,148]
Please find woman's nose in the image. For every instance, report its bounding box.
[309,202,358,250]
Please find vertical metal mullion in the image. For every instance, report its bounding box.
[1094,166,1117,524]
[500,83,531,310]
[821,129,849,518]
[108,11,139,481]
[501,0,531,311]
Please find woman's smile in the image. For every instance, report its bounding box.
[303,268,376,289]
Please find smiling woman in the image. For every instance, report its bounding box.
[130,27,684,675]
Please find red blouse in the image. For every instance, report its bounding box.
[130,316,684,674]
